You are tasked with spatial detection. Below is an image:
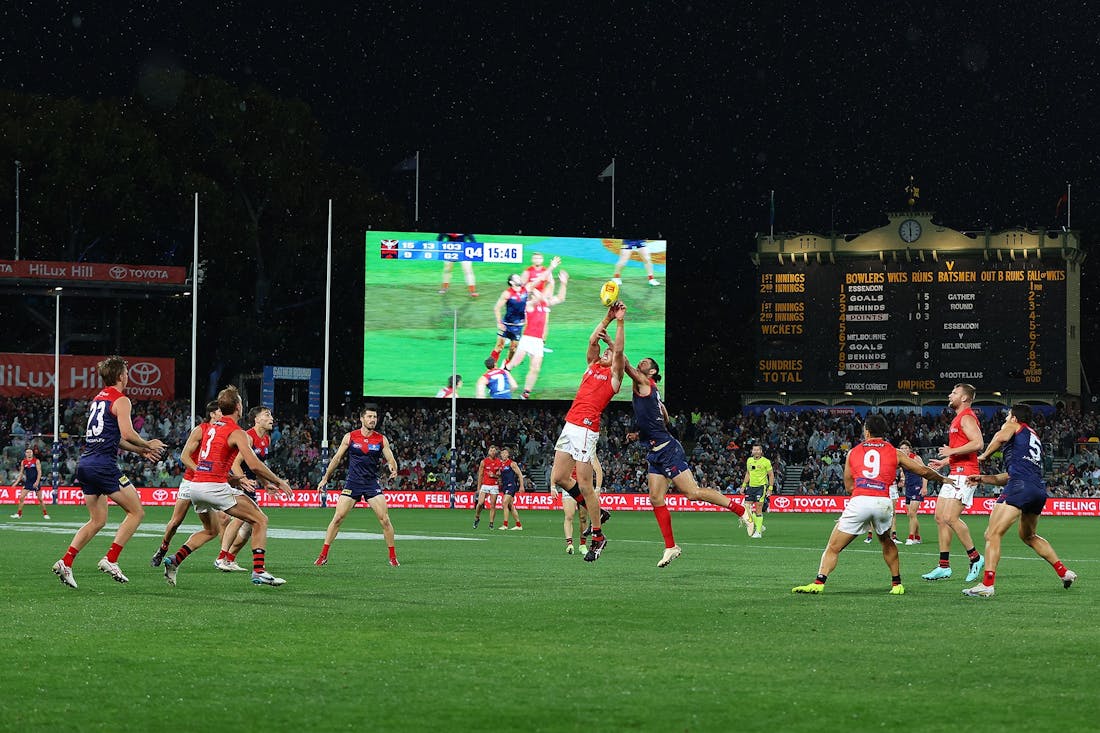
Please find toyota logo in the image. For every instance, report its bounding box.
[772,496,791,509]
[983,499,996,511]
[128,362,161,386]
[152,489,168,502]
[109,265,129,279]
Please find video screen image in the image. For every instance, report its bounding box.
[363,231,667,400]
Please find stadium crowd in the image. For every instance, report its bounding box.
[3,395,1100,497]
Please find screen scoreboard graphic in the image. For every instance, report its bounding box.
[754,258,1067,393]
[364,231,667,400]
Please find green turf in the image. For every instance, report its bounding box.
[363,233,667,400]
[2,506,1095,732]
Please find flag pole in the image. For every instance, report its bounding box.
[769,189,775,245]
[415,150,420,223]
[320,198,333,508]
[1066,182,1071,230]
[191,193,199,430]
[610,157,616,230]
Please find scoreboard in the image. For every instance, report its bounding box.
[379,237,523,263]
[754,258,1068,393]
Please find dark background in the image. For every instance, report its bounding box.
[1,4,1097,412]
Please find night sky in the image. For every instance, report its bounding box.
[3,4,1098,407]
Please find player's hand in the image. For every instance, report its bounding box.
[927,458,947,470]
[965,474,982,486]
[610,301,626,320]
[549,256,561,269]
[595,327,611,344]
[937,445,952,458]
[558,270,569,284]
[626,431,639,442]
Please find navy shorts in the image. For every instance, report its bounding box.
[501,484,519,497]
[622,240,648,250]
[646,439,690,479]
[498,323,524,342]
[904,486,924,503]
[75,461,127,495]
[999,479,1047,515]
[343,484,384,502]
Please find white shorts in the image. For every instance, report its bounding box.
[836,495,895,536]
[480,484,500,496]
[518,334,544,358]
[189,481,243,513]
[888,483,899,500]
[938,474,976,508]
[555,422,600,462]
[177,479,193,502]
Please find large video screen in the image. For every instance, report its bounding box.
[754,258,1067,393]
[363,231,667,400]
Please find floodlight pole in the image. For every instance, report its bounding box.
[52,288,61,503]
[14,160,21,260]
[320,199,333,508]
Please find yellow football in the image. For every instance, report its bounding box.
[599,280,620,306]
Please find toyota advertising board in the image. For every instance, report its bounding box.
[0,353,175,400]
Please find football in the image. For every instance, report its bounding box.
[599,280,620,306]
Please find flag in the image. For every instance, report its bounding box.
[1056,192,1068,217]
[598,160,615,180]
[393,155,417,173]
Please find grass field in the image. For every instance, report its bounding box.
[2,506,1095,732]
[363,233,667,400]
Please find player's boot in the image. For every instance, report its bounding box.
[214,557,232,572]
[97,557,129,583]
[565,541,574,555]
[583,536,607,562]
[889,584,906,595]
[965,555,985,582]
[792,582,824,594]
[388,558,400,567]
[52,559,77,589]
[1062,570,1078,589]
[224,561,247,572]
[150,548,166,567]
[473,517,480,529]
[252,571,286,586]
[962,583,994,597]
[314,555,328,566]
[863,534,873,543]
[42,513,50,519]
[657,545,682,568]
[922,566,952,580]
[163,557,179,587]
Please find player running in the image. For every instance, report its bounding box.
[314,403,400,567]
[549,301,626,562]
[923,383,986,582]
[793,414,944,595]
[215,406,280,572]
[150,400,224,567]
[52,357,165,589]
[489,275,532,366]
[624,357,748,567]
[740,445,774,538]
[505,269,569,399]
[10,448,48,519]
[962,404,1077,597]
[163,386,292,587]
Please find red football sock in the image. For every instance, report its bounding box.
[319,543,330,558]
[726,501,745,517]
[62,545,79,567]
[1053,561,1068,578]
[226,552,236,563]
[216,550,228,561]
[388,546,397,562]
[173,545,193,566]
[652,505,676,548]
[106,542,123,563]
[252,548,266,572]
[983,570,996,586]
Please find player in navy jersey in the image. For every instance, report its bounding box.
[10,448,48,519]
[476,357,518,399]
[898,440,929,544]
[489,274,530,366]
[496,447,526,530]
[962,404,1077,597]
[315,403,400,567]
[610,239,660,287]
[437,232,479,297]
[52,357,165,589]
[624,356,748,567]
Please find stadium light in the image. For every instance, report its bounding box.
[53,286,62,291]
[910,391,920,396]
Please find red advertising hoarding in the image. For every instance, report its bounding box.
[0,353,175,400]
[0,259,187,284]
[4,489,1099,517]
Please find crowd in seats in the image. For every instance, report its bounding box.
[3,396,1100,497]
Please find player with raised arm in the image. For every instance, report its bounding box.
[497,447,525,530]
[549,301,626,562]
[10,448,48,519]
[489,274,532,366]
[899,440,929,545]
[472,445,503,529]
[150,401,223,567]
[163,386,292,587]
[215,406,284,572]
[505,270,569,399]
[314,403,400,567]
[437,232,479,297]
[610,239,660,287]
[624,357,748,567]
[476,357,518,399]
[793,414,944,595]
[962,404,1076,597]
[52,357,165,588]
[740,445,774,538]
[922,383,986,582]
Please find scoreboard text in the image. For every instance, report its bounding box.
[754,258,1067,393]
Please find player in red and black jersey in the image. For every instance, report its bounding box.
[315,403,400,567]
